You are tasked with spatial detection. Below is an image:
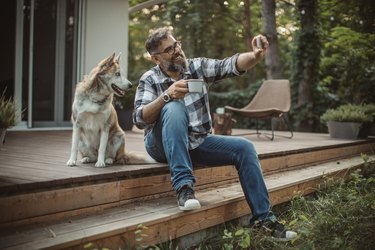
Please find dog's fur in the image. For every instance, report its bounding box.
[67,53,154,167]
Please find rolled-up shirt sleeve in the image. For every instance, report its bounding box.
[132,74,159,129]
[199,53,244,83]
[133,106,146,129]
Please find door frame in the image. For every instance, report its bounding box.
[14,0,83,129]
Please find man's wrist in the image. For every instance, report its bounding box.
[162,91,172,103]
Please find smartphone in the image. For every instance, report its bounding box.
[256,36,262,49]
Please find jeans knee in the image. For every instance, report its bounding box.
[161,101,188,124]
[237,138,256,154]
[233,138,258,166]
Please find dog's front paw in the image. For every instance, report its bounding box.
[66,159,76,167]
[95,160,106,168]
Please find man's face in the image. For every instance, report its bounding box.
[154,35,188,74]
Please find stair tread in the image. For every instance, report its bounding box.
[1,155,371,249]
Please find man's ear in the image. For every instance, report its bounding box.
[150,55,161,65]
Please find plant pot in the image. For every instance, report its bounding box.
[358,122,373,138]
[327,121,362,139]
[0,129,6,146]
[116,109,134,131]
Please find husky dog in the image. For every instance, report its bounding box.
[67,53,154,167]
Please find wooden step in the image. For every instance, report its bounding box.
[0,155,372,250]
[0,139,373,229]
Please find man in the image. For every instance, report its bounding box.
[133,27,297,240]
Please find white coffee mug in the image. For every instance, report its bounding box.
[188,79,204,93]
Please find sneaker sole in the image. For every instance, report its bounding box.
[178,199,201,211]
[272,231,298,242]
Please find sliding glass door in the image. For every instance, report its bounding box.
[13,0,81,128]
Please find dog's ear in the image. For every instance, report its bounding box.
[114,52,122,63]
[101,52,116,68]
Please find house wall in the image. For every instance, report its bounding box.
[83,0,129,77]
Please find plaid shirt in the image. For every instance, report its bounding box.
[133,53,243,149]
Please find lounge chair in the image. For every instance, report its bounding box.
[225,79,293,140]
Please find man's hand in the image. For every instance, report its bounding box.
[252,35,269,59]
[236,35,269,72]
[166,80,189,100]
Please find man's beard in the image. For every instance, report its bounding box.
[160,52,188,74]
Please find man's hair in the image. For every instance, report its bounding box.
[145,27,172,55]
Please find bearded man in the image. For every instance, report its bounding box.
[133,27,297,241]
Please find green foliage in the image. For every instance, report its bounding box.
[320,103,374,123]
[313,0,375,132]
[319,0,375,34]
[222,227,251,249]
[286,166,375,249]
[0,89,19,129]
[320,26,375,104]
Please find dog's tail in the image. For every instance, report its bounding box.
[121,151,157,165]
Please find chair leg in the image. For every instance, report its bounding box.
[256,120,261,137]
[263,118,275,141]
[233,115,293,140]
[271,117,275,140]
[281,114,294,139]
[263,115,293,140]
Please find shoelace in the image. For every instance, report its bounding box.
[184,187,195,199]
[272,221,285,232]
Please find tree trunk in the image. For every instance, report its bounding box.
[261,0,281,79]
[295,0,320,132]
[242,0,252,50]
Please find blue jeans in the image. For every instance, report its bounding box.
[144,101,273,221]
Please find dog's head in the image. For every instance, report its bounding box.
[95,52,132,97]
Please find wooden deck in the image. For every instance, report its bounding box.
[0,129,374,249]
[0,128,373,195]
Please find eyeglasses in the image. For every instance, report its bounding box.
[153,41,182,56]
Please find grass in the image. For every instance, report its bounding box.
[146,159,375,250]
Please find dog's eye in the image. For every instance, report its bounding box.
[115,72,120,77]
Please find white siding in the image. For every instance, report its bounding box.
[83,0,129,77]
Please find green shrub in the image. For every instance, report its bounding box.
[0,90,19,129]
[362,103,375,122]
[285,165,375,250]
[320,104,374,123]
[319,27,375,104]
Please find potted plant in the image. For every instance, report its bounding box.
[0,90,19,145]
[114,84,137,131]
[320,104,373,139]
